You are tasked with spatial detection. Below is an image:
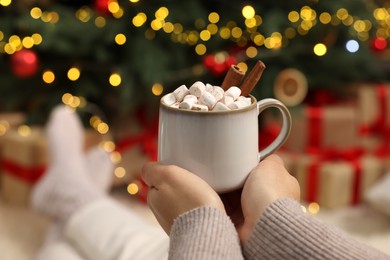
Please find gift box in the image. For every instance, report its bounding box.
[355,83,390,153]
[1,127,47,206]
[294,152,384,209]
[0,127,106,206]
[283,105,359,153]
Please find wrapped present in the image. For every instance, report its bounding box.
[294,150,384,209]
[1,127,47,205]
[0,127,106,206]
[355,83,390,153]
[283,105,359,153]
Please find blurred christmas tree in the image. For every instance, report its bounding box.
[0,0,389,124]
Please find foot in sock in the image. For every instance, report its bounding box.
[30,105,104,222]
[86,146,114,192]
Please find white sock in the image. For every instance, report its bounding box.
[365,171,390,216]
[86,146,114,192]
[30,105,104,222]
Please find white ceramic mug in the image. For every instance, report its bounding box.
[158,95,291,193]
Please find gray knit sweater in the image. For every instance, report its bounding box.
[169,198,390,259]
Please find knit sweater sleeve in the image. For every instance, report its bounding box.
[169,206,244,260]
[243,198,390,260]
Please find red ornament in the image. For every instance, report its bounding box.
[94,0,110,15]
[10,49,39,78]
[202,53,237,77]
[372,37,387,52]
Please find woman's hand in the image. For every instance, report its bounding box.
[238,154,300,244]
[141,162,225,234]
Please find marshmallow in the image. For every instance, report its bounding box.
[199,92,217,109]
[211,86,224,101]
[179,95,197,109]
[170,102,180,109]
[173,85,189,102]
[162,93,177,106]
[225,86,241,100]
[237,96,252,105]
[212,102,231,111]
[228,100,250,110]
[221,95,234,106]
[189,81,206,98]
[191,104,209,111]
[205,83,214,92]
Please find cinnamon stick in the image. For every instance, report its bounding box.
[220,65,245,90]
[239,60,266,96]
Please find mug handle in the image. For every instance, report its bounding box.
[257,98,292,160]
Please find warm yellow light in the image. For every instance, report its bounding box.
[208,12,220,23]
[155,6,169,19]
[4,43,16,54]
[9,35,21,48]
[336,8,349,20]
[109,73,121,87]
[195,44,206,55]
[319,12,331,24]
[173,23,183,34]
[22,37,34,48]
[313,43,327,56]
[76,7,91,23]
[253,34,265,46]
[32,33,43,45]
[246,46,258,58]
[102,141,116,152]
[353,20,366,32]
[30,7,42,19]
[236,62,248,73]
[163,22,174,33]
[206,24,218,35]
[129,0,139,2]
[300,6,316,21]
[110,151,122,163]
[62,93,73,105]
[115,33,126,45]
[374,8,388,21]
[18,125,31,137]
[308,202,320,214]
[127,183,139,195]
[288,11,300,23]
[43,70,55,84]
[242,5,255,19]
[97,122,109,134]
[151,19,164,30]
[69,96,81,108]
[90,115,101,128]
[0,0,12,7]
[114,167,126,178]
[113,7,124,18]
[68,67,81,81]
[151,83,164,96]
[231,27,242,38]
[200,30,211,41]
[0,31,3,41]
[245,18,257,28]
[108,1,120,14]
[132,13,147,27]
[95,16,106,27]
[219,27,231,39]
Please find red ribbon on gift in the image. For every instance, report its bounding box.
[307,106,323,150]
[1,159,46,184]
[359,84,390,156]
[306,147,364,205]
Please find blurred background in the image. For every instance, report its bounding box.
[0,0,390,258]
